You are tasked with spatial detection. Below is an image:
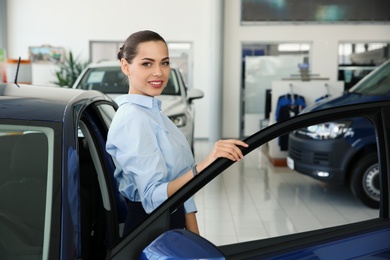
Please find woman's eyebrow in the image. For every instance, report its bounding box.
[140,57,155,61]
[140,57,170,62]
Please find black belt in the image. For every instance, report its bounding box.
[123,199,186,236]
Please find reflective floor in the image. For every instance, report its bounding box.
[193,140,378,246]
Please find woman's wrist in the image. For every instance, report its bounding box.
[195,162,207,174]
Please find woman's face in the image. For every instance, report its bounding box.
[121,41,170,96]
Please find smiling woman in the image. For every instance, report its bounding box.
[106,30,247,237]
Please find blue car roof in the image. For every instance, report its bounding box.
[0,83,109,122]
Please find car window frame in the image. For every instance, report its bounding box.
[107,100,390,259]
[0,119,62,260]
[76,100,124,252]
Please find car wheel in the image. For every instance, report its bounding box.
[350,153,380,209]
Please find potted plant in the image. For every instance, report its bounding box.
[54,51,88,88]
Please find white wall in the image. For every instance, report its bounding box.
[6,0,214,139]
[6,0,390,139]
[223,1,390,138]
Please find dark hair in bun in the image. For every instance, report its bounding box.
[117,45,124,60]
[118,30,167,64]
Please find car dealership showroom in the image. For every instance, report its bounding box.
[1,0,390,259]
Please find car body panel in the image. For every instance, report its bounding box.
[268,227,390,259]
[140,229,225,260]
[0,83,122,259]
[288,116,377,184]
[219,221,390,259]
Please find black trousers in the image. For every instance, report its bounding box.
[123,199,186,236]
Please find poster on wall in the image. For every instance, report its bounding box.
[29,45,65,63]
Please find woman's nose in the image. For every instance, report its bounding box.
[152,66,163,76]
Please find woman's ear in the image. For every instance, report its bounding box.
[120,58,130,76]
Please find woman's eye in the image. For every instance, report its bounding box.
[142,62,152,67]
[162,61,170,66]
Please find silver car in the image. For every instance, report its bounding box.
[73,60,203,151]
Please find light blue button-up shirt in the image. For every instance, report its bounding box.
[106,94,196,214]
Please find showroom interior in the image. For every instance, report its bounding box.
[1,0,390,247]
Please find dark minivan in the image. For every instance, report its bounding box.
[287,59,390,209]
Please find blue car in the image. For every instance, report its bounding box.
[288,59,390,209]
[1,82,390,259]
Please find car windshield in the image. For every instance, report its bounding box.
[75,67,181,96]
[348,60,390,95]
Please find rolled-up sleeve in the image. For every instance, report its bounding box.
[184,197,197,213]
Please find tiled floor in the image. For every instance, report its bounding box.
[192,140,378,246]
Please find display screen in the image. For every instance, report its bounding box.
[241,0,390,23]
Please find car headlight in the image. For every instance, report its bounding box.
[297,121,353,140]
[169,114,187,127]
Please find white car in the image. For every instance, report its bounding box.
[72,60,203,151]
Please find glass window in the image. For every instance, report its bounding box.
[349,60,390,95]
[76,66,128,94]
[0,125,54,259]
[194,115,379,246]
[338,42,389,91]
[163,69,181,95]
[241,42,311,137]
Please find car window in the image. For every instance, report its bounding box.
[349,60,390,95]
[76,67,128,94]
[76,67,181,96]
[0,125,55,259]
[162,69,181,95]
[194,115,379,246]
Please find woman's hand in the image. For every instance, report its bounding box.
[168,139,248,197]
[197,139,248,172]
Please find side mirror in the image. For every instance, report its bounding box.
[187,88,204,103]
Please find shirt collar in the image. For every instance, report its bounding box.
[115,94,162,110]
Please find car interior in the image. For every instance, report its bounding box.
[77,105,127,260]
[78,131,108,260]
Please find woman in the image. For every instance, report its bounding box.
[106,30,248,235]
